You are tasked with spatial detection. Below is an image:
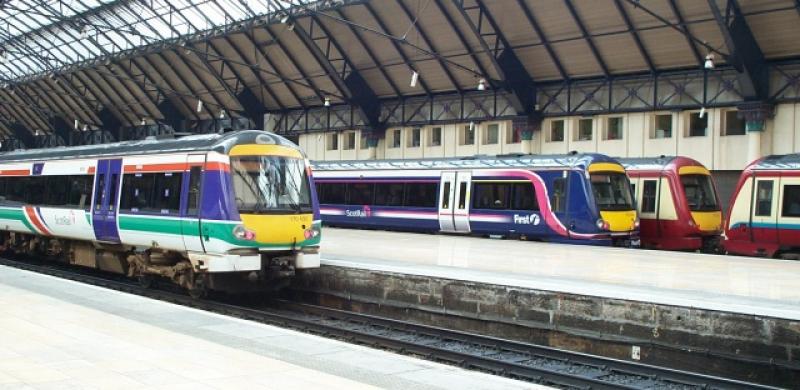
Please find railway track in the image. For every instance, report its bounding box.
[0,257,778,390]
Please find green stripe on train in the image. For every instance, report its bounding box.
[0,207,37,233]
[117,215,320,248]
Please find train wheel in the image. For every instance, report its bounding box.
[138,275,155,289]
[188,272,208,299]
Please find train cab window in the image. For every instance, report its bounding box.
[374,183,404,207]
[782,185,800,217]
[642,180,657,213]
[317,183,346,204]
[550,177,567,212]
[512,183,539,211]
[347,183,374,205]
[681,175,719,211]
[755,180,774,216]
[472,182,510,210]
[405,183,438,208]
[153,173,182,213]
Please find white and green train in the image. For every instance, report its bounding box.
[0,130,321,296]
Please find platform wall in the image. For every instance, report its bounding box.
[300,103,800,172]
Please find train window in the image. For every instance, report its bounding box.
[374,183,404,207]
[472,182,510,210]
[44,176,68,206]
[318,183,346,204]
[120,173,155,212]
[457,182,468,209]
[550,177,566,212]
[187,167,202,216]
[108,174,119,211]
[347,183,374,205]
[440,182,451,209]
[25,177,45,205]
[153,173,182,213]
[512,183,538,211]
[405,183,438,208]
[782,185,800,217]
[642,180,657,213]
[755,180,774,216]
[5,178,25,203]
[94,175,106,211]
[67,176,93,210]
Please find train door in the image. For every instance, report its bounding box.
[92,159,122,243]
[453,172,472,232]
[438,172,456,231]
[438,171,471,233]
[750,176,779,245]
[181,155,205,253]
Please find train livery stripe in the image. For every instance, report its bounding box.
[123,162,230,173]
[116,214,320,248]
[0,207,36,233]
[23,206,51,236]
[0,169,31,176]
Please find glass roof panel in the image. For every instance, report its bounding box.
[0,0,315,82]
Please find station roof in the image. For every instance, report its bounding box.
[0,0,798,142]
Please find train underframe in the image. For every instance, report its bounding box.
[0,231,298,297]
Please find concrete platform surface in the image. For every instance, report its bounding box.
[0,265,543,390]
[321,228,800,320]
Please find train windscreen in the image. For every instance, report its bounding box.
[231,156,312,213]
[681,174,719,211]
[590,172,634,211]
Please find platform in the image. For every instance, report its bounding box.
[0,265,541,390]
[321,228,800,321]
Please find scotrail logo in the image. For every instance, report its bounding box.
[346,206,371,218]
[513,213,540,225]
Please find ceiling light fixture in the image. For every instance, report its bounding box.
[410,70,419,88]
[196,99,204,113]
[704,53,715,70]
[324,97,331,107]
[477,78,486,91]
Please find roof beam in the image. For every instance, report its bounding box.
[281,11,382,130]
[613,0,655,73]
[668,0,704,66]
[707,0,769,100]
[332,8,401,97]
[264,24,328,105]
[241,28,307,108]
[453,0,535,116]
[515,0,568,80]
[395,0,462,93]
[361,2,432,96]
[564,0,610,77]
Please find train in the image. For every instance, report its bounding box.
[619,156,723,252]
[724,153,800,259]
[313,153,640,246]
[0,130,321,297]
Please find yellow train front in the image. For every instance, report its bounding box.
[0,130,320,297]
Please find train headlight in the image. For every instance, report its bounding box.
[634,217,640,229]
[233,225,256,241]
[304,225,320,239]
[596,219,610,231]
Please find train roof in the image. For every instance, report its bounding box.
[748,154,800,170]
[0,130,298,163]
[312,153,620,171]
[618,156,704,171]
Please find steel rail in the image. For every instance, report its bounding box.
[0,256,779,390]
